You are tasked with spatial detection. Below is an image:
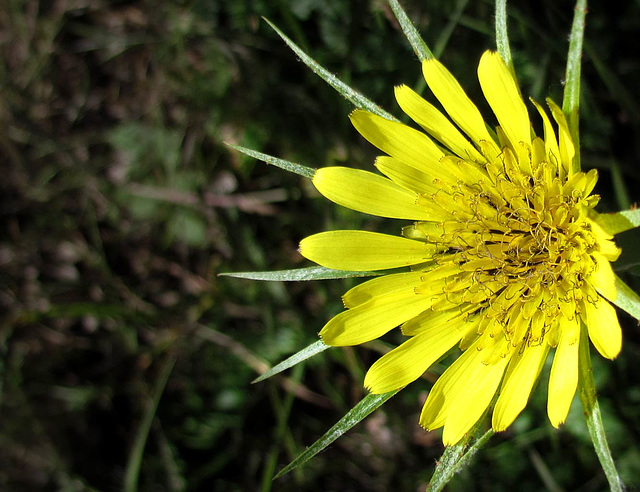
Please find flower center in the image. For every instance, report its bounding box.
[416,148,602,357]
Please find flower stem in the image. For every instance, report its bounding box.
[577,326,624,491]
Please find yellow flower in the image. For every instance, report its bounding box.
[298,51,622,445]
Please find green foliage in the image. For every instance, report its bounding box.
[2,0,640,490]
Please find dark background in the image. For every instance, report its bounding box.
[2,0,640,490]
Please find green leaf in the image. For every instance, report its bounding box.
[253,340,329,383]
[612,275,640,321]
[226,144,315,178]
[577,323,624,491]
[494,0,513,74]
[263,18,398,122]
[428,428,494,491]
[220,266,382,281]
[592,209,640,236]
[562,0,587,173]
[387,0,433,61]
[274,390,399,479]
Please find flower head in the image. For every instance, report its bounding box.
[298,51,622,445]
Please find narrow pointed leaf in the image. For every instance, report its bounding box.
[577,323,624,491]
[226,144,315,178]
[220,266,382,281]
[274,390,399,479]
[263,18,397,122]
[428,429,494,492]
[592,208,640,235]
[387,0,433,61]
[612,275,640,321]
[253,341,329,383]
[562,0,587,172]
[494,0,513,73]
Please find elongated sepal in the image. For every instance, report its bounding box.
[592,208,640,235]
[562,0,587,173]
[386,0,433,61]
[494,0,513,73]
[263,18,396,121]
[612,275,640,321]
[428,428,495,492]
[273,390,399,479]
[220,266,381,282]
[253,340,329,383]
[226,143,315,178]
[577,324,624,491]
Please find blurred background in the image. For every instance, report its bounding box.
[2,0,640,490]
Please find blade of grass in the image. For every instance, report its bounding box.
[387,0,434,61]
[221,266,382,282]
[226,144,315,178]
[562,0,587,173]
[433,0,469,59]
[264,18,397,121]
[253,341,329,383]
[124,356,176,492]
[154,420,186,492]
[273,390,399,479]
[609,160,632,211]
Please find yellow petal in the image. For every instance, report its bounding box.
[313,166,434,220]
[547,315,579,427]
[394,85,485,163]
[443,354,509,445]
[588,252,617,302]
[413,263,464,296]
[584,218,622,261]
[364,318,469,393]
[342,270,427,308]
[420,339,508,445]
[299,231,437,271]
[531,98,561,174]
[419,344,476,431]
[581,295,622,359]
[492,342,549,431]
[349,110,451,180]
[374,156,439,195]
[401,305,477,336]
[422,57,496,148]
[320,289,434,346]
[478,51,531,151]
[547,98,576,177]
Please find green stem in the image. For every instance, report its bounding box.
[563,0,587,173]
[577,325,624,491]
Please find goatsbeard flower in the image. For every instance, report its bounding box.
[298,50,622,445]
